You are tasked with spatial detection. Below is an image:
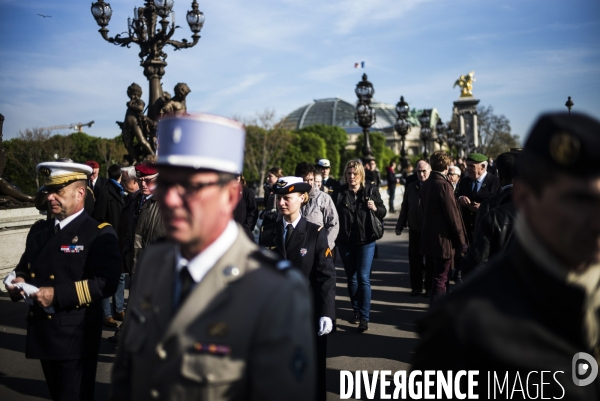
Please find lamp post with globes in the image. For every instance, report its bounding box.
[354,74,376,158]
[435,119,447,151]
[394,96,411,170]
[90,0,205,119]
[418,110,432,159]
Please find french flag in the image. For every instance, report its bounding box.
[354,61,365,68]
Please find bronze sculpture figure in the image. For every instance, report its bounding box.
[117,83,157,164]
[160,83,191,116]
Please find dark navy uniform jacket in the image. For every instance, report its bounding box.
[259,217,336,323]
[12,212,121,360]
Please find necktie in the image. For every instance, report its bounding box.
[177,267,194,308]
[54,224,61,234]
[285,224,294,246]
[472,180,479,194]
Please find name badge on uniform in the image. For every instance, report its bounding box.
[60,245,84,253]
[300,248,307,257]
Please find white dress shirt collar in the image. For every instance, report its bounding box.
[282,213,302,229]
[476,171,487,184]
[54,208,85,230]
[175,220,239,284]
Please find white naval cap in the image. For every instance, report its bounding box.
[156,113,245,175]
[36,162,92,190]
[317,159,331,168]
[273,176,312,195]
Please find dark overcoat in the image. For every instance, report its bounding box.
[456,172,501,239]
[92,180,124,231]
[412,240,600,400]
[12,212,121,359]
[420,172,467,259]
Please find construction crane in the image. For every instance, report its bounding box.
[40,121,95,133]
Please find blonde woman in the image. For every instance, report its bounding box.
[331,160,386,331]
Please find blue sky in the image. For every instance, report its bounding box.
[1,0,599,142]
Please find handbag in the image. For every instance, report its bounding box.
[367,186,384,240]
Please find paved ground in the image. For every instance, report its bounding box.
[0,211,431,401]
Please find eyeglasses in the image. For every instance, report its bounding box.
[155,178,227,199]
[137,177,157,184]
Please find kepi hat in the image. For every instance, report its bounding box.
[156,114,245,175]
[37,162,92,191]
[273,176,312,195]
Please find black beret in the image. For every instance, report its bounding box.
[523,112,600,177]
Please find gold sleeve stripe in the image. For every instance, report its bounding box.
[83,280,92,304]
[75,281,85,305]
[98,222,111,229]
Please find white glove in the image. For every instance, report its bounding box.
[317,316,333,336]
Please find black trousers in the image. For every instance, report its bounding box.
[316,334,328,401]
[408,230,433,292]
[40,356,98,401]
[388,187,396,211]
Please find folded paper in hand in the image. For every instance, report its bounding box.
[3,271,55,314]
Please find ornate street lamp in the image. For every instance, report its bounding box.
[394,96,411,170]
[91,0,204,119]
[354,74,376,158]
[565,96,574,115]
[418,110,431,159]
[446,125,455,156]
[435,119,446,150]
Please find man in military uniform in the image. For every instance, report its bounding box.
[5,161,121,400]
[316,159,340,194]
[111,114,316,401]
[456,153,501,242]
[412,112,600,399]
[259,176,336,401]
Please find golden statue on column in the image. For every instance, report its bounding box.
[454,71,476,98]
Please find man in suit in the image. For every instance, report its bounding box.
[6,161,121,400]
[420,151,468,303]
[456,153,501,243]
[111,114,316,401]
[386,160,399,212]
[364,156,382,188]
[412,112,600,400]
[462,151,520,276]
[85,160,108,203]
[259,176,336,401]
[93,164,127,328]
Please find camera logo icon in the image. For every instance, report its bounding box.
[572,352,598,386]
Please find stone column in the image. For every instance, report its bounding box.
[453,98,480,152]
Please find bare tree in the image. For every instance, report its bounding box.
[477,105,520,158]
[240,110,292,196]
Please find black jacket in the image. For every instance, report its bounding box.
[92,180,124,232]
[91,176,108,204]
[473,186,513,235]
[331,184,386,245]
[462,202,517,277]
[456,172,501,239]
[365,170,381,188]
[259,217,336,322]
[322,176,341,193]
[412,240,600,400]
[233,186,258,241]
[13,213,121,359]
[395,180,424,232]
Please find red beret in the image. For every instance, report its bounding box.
[85,160,99,169]
[135,163,158,177]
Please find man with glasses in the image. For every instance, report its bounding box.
[111,114,315,401]
[447,165,461,192]
[123,163,165,276]
[6,161,120,400]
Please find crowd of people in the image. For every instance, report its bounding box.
[4,111,600,400]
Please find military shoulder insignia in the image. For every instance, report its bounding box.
[549,131,580,166]
[98,222,112,229]
[325,248,333,258]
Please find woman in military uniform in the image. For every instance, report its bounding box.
[259,176,336,401]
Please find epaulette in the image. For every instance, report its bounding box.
[317,226,323,232]
[98,222,111,229]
